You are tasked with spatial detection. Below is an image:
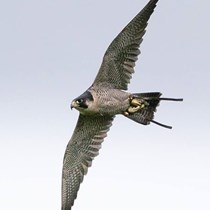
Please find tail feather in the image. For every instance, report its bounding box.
[125,92,183,129]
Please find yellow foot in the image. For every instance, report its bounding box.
[127,105,141,113]
[130,98,142,107]
[125,96,149,115]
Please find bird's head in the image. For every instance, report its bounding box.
[71,91,94,112]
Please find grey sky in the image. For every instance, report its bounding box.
[1,0,210,210]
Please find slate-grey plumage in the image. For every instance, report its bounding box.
[61,0,183,209]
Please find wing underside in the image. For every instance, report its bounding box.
[62,114,114,210]
[93,0,159,90]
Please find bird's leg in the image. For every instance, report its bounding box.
[124,95,149,115]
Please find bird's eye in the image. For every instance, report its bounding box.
[76,99,83,104]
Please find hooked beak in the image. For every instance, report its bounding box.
[70,100,78,110]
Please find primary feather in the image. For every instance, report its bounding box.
[62,115,114,209]
[93,0,158,90]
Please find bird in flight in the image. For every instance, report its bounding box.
[61,0,183,209]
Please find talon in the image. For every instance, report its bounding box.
[131,98,142,106]
[128,106,141,113]
[127,96,149,114]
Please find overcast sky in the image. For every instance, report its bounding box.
[1,0,210,210]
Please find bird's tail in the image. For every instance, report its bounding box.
[125,92,183,129]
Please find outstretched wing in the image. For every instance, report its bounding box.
[62,114,114,210]
[93,0,158,90]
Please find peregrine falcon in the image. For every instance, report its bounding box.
[62,0,183,209]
